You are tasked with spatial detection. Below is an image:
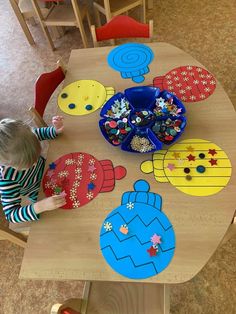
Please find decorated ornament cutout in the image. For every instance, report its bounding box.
[58,80,115,116]
[100,180,175,279]
[141,139,232,196]
[153,66,216,102]
[107,43,154,83]
[43,152,127,209]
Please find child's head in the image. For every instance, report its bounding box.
[0,119,41,169]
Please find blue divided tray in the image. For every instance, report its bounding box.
[99,86,187,153]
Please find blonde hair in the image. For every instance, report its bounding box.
[0,119,41,169]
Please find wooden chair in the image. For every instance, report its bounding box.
[93,0,146,26]
[51,282,91,314]
[91,15,153,47]
[9,0,49,45]
[29,60,66,127]
[0,223,27,248]
[30,0,91,50]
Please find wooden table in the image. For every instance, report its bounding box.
[20,43,236,314]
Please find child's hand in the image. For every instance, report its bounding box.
[52,116,64,134]
[34,195,66,214]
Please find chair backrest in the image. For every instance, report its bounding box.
[34,66,65,117]
[91,15,153,46]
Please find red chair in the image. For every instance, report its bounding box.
[91,15,153,47]
[29,60,66,127]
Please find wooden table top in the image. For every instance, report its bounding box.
[20,42,236,284]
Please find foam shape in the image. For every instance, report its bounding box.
[58,80,115,116]
[43,152,126,209]
[100,180,175,279]
[107,43,154,83]
[153,65,217,102]
[141,139,232,196]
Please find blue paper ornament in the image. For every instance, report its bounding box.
[107,43,154,83]
[100,180,175,279]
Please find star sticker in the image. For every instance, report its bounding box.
[147,246,157,257]
[54,186,62,194]
[60,190,67,197]
[46,169,54,178]
[151,234,162,245]
[187,154,196,161]
[49,162,56,170]
[88,182,95,190]
[88,164,96,172]
[186,146,194,152]
[208,149,217,156]
[166,163,175,171]
[209,158,217,166]
[172,152,180,159]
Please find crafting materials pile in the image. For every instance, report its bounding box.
[99,86,187,153]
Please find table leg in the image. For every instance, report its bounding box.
[85,281,170,314]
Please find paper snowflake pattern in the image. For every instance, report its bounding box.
[86,192,94,200]
[75,174,82,180]
[72,200,80,208]
[73,181,80,188]
[90,173,97,180]
[88,159,96,165]
[65,159,75,165]
[126,202,134,210]
[103,221,112,232]
[45,181,53,189]
[58,170,69,178]
[75,168,82,175]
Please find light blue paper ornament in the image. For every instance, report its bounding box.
[100,180,175,279]
[107,43,154,83]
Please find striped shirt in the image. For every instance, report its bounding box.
[0,127,57,223]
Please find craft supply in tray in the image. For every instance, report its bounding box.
[99,86,187,153]
[152,117,186,144]
[130,135,155,153]
[104,97,130,119]
[101,117,132,146]
[154,97,182,116]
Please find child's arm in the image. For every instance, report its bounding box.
[33,116,64,141]
[0,180,66,223]
[0,180,39,223]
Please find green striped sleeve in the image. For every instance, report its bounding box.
[33,127,57,141]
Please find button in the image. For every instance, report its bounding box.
[68,103,76,109]
[85,104,93,111]
[184,167,190,174]
[199,153,205,159]
[196,165,205,173]
[186,175,192,181]
[61,93,68,98]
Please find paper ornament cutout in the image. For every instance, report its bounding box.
[107,43,154,83]
[141,139,232,196]
[100,180,175,279]
[58,80,115,116]
[43,152,127,209]
[153,66,216,102]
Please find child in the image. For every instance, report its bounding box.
[0,117,66,223]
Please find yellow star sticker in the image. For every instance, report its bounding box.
[172,152,180,159]
[186,146,194,152]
